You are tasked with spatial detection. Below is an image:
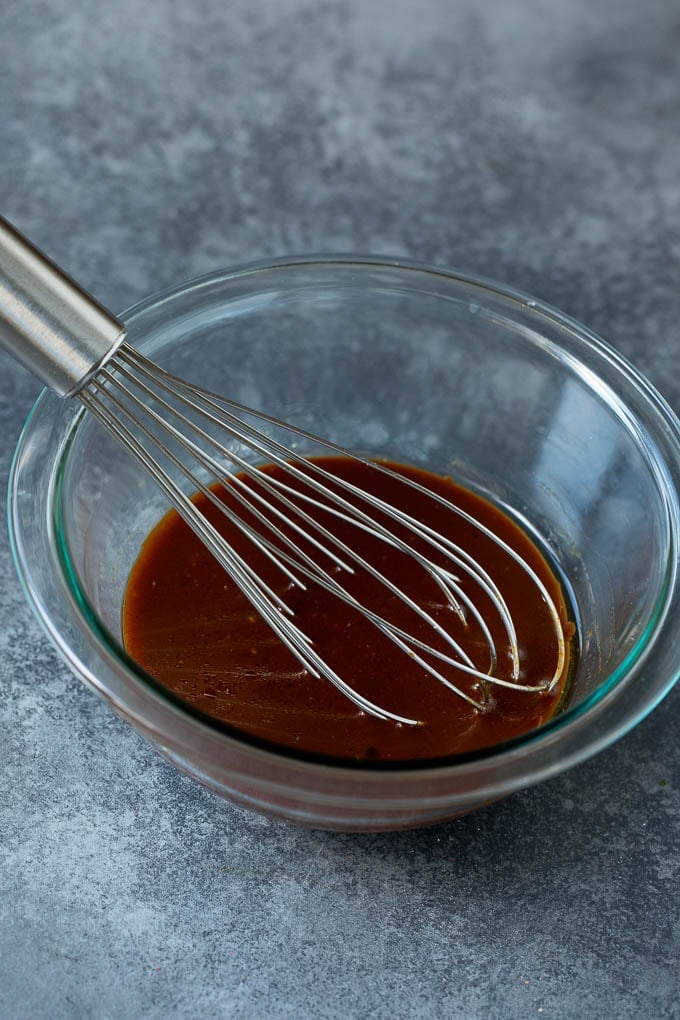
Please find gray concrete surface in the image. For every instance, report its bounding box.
[1,1,679,1017]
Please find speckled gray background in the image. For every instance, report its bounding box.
[1,1,679,1017]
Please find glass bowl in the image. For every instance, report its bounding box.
[9,256,680,831]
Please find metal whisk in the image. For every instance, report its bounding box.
[0,216,566,725]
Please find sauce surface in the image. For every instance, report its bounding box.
[122,457,576,762]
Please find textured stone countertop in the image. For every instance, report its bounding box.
[1,1,679,1017]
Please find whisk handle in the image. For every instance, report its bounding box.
[0,215,125,396]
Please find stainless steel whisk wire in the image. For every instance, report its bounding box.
[0,215,566,724]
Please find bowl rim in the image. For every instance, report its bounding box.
[8,253,680,792]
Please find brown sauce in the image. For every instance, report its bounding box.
[122,457,576,762]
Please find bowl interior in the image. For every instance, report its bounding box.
[52,261,673,733]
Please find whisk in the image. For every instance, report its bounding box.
[0,216,565,725]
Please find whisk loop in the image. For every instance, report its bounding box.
[77,342,566,724]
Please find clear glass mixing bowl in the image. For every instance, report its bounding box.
[9,256,680,830]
